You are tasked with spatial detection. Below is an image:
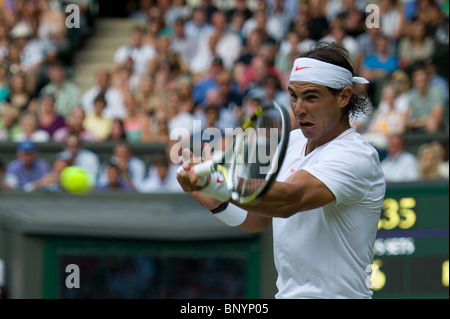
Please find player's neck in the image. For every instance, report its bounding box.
[305,122,351,155]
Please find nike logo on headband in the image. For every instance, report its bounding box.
[295,66,311,71]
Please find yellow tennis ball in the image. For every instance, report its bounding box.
[60,166,94,194]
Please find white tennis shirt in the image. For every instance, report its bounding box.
[273,127,386,299]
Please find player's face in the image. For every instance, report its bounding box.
[288,82,350,146]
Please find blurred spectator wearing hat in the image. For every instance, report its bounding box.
[23,151,71,192]
[9,21,45,89]
[3,139,50,190]
[39,60,81,118]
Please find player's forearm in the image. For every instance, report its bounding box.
[232,181,305,218]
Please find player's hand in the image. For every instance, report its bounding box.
[177,146,210,192]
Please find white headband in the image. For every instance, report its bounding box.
[289,57,369,89]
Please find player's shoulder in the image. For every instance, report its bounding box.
[328,130,380,162]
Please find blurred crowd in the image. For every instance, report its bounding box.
[0,0,449,193]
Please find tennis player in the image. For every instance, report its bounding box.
[177,43,386,299]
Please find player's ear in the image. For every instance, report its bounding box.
[338,87,352,109]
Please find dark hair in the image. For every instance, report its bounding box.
[301,42,370,120]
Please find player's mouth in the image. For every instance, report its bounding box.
[298,121,316,130]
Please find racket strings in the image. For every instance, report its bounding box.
[231,109,283,197]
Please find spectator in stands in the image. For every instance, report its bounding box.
[226,0,253,22]
[95,160,134,192]
[36,93,65,138]
[36,0,69,61]
[167,88,195,136]
[0,60,10,103]
[405,64,445,133]
[13,111,50,142]
[381,134,419,182]
[23,151,70,192]
[98,142,146,191]
[164,0,192,29]
[139,152,182,193]
[107,119,127,143]
[143,7,166,48]
[0,23,9,60]
[241,54,279,92]
[122,92,150,143]
[184,5,214,44]
[378,0,405,40]
[113,26,157,80]
[39,61,81,117]
[355,20,396,74]
[359,33,399,83]
[58,132,100,183]
[142,115,171,143]
[133,75,156,114]
[53,106,96,143]
[170,17,197,67]
[129,0,152,21]
[4,72,32,112]
[432,140,449,179]
[9,21,45,92]
[306,0,330,41]
[241,9,277,44]
[192,56,224,105]
[398,19,435,68]
[417,142,446,180]
[3,139,50,190]
[363,84,407,150]
[83,94,112,141]
[0,104,22,141]
[247,74,290,109]
[148,35,189,76]
[387,70,412,114]
[414,0,444,37]
[263,0,293,43]
[190,10,242,74]
[81,68,126,120]
[425,57,449,105]
[320,18,358,62]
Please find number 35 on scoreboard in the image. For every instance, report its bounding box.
[378,197,416,230]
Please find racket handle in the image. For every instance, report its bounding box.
[193,160,215,177]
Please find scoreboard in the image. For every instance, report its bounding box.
[371,180,449,299]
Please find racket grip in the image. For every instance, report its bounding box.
[193,160,215,177]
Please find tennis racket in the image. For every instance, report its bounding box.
[194,101,291,204]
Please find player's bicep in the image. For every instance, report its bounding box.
[286,169,336,212]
